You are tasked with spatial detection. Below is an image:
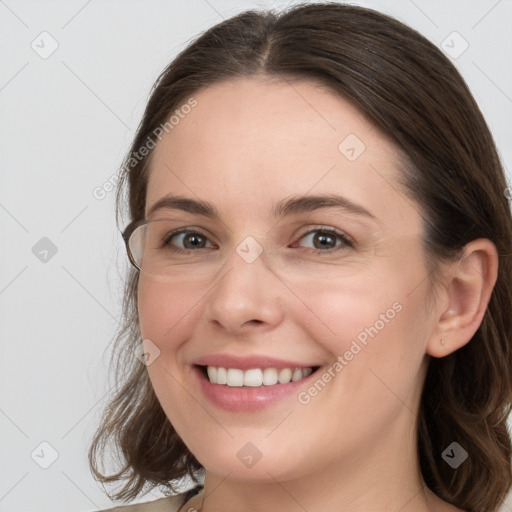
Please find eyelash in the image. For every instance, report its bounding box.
[163,227,354,255]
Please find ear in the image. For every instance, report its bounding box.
[427,238,498,358]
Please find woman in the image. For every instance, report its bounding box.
[90,3,512,511]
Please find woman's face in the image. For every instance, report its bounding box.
[138,77,436,482]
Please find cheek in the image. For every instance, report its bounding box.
[137,275,212,388]
[293,274,430,442]
[285,266,403,352]
[137,278,168,340]
[137,276,204,426]
[292,252,431,378]
[137,275,204,343]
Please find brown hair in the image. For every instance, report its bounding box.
[89,3,512,510]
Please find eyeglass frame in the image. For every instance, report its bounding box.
[122,217,211,272]
[122,218,149,271]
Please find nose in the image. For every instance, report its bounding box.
[204,247,285,335]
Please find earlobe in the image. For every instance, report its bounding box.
[426,238,498,358]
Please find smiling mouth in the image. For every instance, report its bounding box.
[197,365,320,387]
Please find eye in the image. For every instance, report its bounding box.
[161,226,353,254]
[293,227,354,252]
[164,229,216,252]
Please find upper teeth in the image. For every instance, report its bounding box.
[206,366,313,387]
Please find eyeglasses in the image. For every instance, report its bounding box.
[122,219,146,271]
[122,218,214,277]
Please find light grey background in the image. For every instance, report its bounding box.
[1,0,511,511]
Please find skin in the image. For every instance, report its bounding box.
[137,77,497,512]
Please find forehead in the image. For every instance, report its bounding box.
[145,77,421,231]
[150,76,379,168]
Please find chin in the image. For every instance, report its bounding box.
[191,441,309,484]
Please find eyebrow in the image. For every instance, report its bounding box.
[146,193,376,221]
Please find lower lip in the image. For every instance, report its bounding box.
[192,366,317,412]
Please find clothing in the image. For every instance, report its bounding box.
[97,486,203,512]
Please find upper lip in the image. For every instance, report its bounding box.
[193,354,320,370]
